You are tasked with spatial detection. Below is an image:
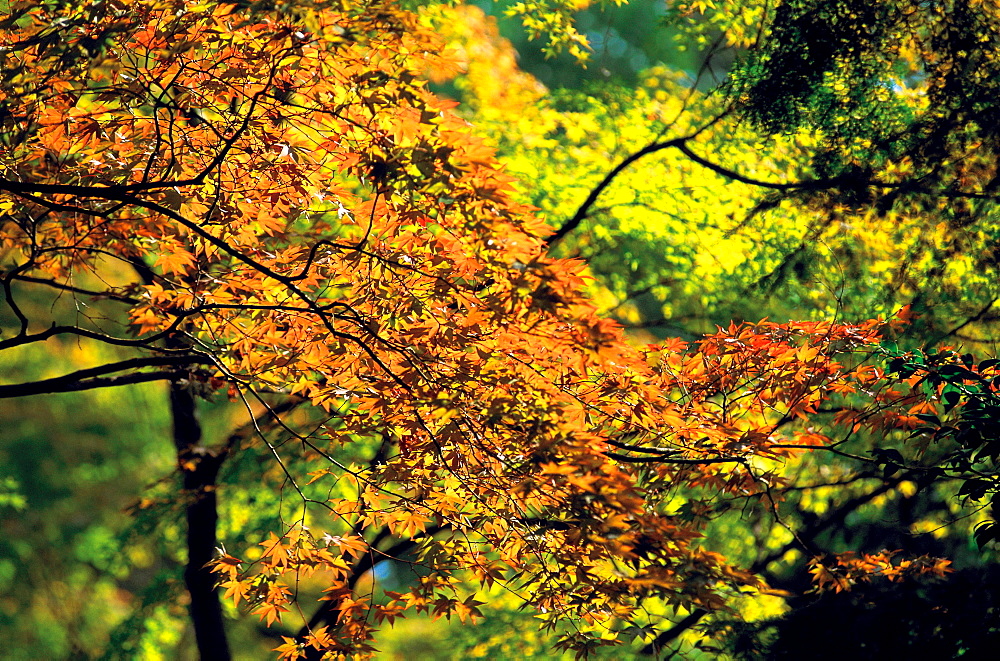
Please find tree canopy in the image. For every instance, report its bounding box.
[1,0,998,658]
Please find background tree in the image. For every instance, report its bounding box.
[430,0,1000,655]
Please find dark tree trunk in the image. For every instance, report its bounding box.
[170,383,231,661]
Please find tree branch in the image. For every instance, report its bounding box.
[9,273,141,304]
[547,137,691,247]
[0,318,193,351]
[548,128,966,248]
[751,473,911,574]
[639,609,707,657]
[0,355,212,398]
[605,451,746,465]
[298,526,445,660]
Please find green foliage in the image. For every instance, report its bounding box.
[730,0,909,148]
[884,350,1000,549]
[718,568,1000,660]
[459,0,1000,349]
[477,0,697,88]
[728,0,1000,174]
[0,385,176,658]
[0,476,25,511]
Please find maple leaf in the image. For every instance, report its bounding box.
[256,601,290,627]
[152,245,197,275]
[220,579,250,608]
[273,637,305,660]
[452,595,486,624]
[259,533,290,569]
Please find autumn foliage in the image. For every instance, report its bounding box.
[0,0,988,658]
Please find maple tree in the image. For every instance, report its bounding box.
[1,0,997,659]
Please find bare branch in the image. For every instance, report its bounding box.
[0,355,212,398]
[10,274,141,304]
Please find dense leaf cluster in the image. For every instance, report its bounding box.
[2,0,1000,659]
